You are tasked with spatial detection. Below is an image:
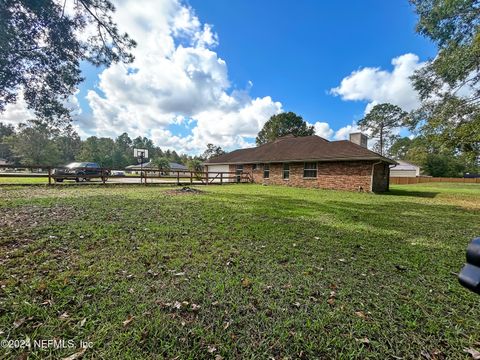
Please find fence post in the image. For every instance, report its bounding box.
[190,172,193,184]
[220,172,223,185]
[48,167,52,185]
[177,171,180,185]
[206,171,209,185]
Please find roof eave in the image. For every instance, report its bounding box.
[205,157,397,165]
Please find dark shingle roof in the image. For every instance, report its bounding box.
[205,135,395,164]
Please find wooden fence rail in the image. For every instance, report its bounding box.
[0,164,253,186]
[390,176,480,185]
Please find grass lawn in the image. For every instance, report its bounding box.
[0,177,49,184]
[0,183,479,359]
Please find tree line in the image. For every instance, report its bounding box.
[0,120,225,170]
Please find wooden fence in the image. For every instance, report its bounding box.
[390,176,480,185]
[0,164,253,186]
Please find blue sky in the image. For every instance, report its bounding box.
[7,0,438,154]
[188,0,436,125]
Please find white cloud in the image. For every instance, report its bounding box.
[0,96,34,126]
[79,0,282,153]
[0,90,81,127]
[331,53,424,113]
[311,121,334,139]
[334,124,359,140]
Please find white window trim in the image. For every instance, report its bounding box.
[303,162,318,178]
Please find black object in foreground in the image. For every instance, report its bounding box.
[459,237,480,294]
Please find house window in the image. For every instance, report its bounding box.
[263,164,270,179]
[303,162,317,178]
[283,163,290,179]
[252,164,257,170]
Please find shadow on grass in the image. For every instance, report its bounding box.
[383,188,439,198]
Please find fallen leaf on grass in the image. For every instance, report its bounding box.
[40,299,52,306]
[159,300,201,313]
[59,312,69,320]
[173,272,186,277]
[421,349,442,359]
[215,355,224,360]
[223,321,230,330]
[79,318,86,327]
[355,337,370,344]
[241,278,252,288]
[62,347,86,360]
[464,348,480,359]
[122,315,134,327]
[355,311,367,319]
[293,302,301,308]
[13,318,25,328]
[421,350,432,359]
[327,290,336,306]
[208,345,217,353]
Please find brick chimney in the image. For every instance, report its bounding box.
[349,132,368,148]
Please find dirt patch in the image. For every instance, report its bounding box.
[0,204,77,229]
[165,187,204,196]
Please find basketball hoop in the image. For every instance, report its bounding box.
[134,148,149,161]
[134,148,149,184]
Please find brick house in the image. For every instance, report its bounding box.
[204,133,396,192]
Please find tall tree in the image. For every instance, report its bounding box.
[358,103,409,156]
[0,122,15,162]
[77,136,115,167]
[54,125,82,163]
[5,121,62,165]
[256,112,315,145]
[409,0,480,162]
[201,144,225,160]
[0,0,135,124]
[113,132,134,168]
[389,137,413,160]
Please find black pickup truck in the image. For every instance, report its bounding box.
[53,162,109,182]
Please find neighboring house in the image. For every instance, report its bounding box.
[125,161,189,175]
[390,160,421,177]
[0,159,9,166]
[205,133,396,192]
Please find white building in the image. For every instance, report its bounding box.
[390,160,421,177]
